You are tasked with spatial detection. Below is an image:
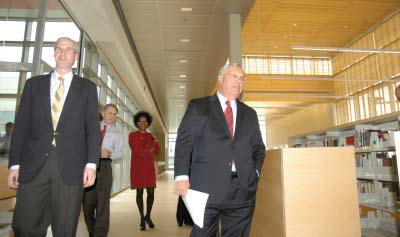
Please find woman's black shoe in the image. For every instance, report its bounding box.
[145,215,155,228]
[140,217,146,231]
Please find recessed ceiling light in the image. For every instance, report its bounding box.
[179,104,184,107]
[179,59,188,63]
[181,7,192,12]
[344,25,348,29]
[179,74,187,78]
[179,85,186,89]
[179,94,185,97]
[293,23,297,26]
[180,39,190,43]
[283,35,288,39]
[274,46,278,48]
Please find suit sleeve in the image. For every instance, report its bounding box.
[8,79,33,168]
[250,110,266,174]
[85,82,101,165]
[174,100,200,178]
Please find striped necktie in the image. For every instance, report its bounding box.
[51,76,65,131]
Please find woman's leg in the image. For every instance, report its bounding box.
[144,188,155,228]
[136,189,145,230]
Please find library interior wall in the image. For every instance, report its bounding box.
[266,103,335,147]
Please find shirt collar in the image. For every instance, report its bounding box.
[101,121,114,130]
[53,71,73,81]
[217,91,236,106]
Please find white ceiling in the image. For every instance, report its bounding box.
[118,0,254,133]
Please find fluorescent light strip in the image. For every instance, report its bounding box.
[291,45,400,54]
[181,7,192,12]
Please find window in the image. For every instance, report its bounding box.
[0,72,19,94]
[0,21,26,41]
[0,47,23,62]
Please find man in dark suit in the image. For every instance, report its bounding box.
[7,37,100,237]
[174,63,266,237]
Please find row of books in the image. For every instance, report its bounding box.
[356,152,397,181]
[357,180,398,207]
[354,125,395,149]
[360,210,399,234]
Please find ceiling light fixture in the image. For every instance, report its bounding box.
[179,94,185,97]
[180,39,190,43]
[179,104,184,107]
[291,45,400,54]
[179,85,186,89]
[179,74,187,78]
[179,59,188,63]
[181,7,192,12]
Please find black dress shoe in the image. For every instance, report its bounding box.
[184,220,194,227]
[140,217,146,231]
[145,215,155,228]
[177,220,183,227]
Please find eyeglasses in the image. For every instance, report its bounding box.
[224,73,246,82]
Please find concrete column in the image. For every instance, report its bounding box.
[229,14,242,64]
[31,0,47,76]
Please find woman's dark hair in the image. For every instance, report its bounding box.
[134,111,153,128]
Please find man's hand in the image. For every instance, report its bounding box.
[83,167,96,188]
[174,180,190,197]
[101,148,111,158]
[8,169,19,189]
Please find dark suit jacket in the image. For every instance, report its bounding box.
[174,94,265,204]
[9,73,101,185]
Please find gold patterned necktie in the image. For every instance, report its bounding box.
[51,76,65,131]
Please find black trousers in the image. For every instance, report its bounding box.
[176,196,193,225]
[12,146,84,237]
[83,159,113,237]
[190,174,256,237]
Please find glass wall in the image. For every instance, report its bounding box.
[333,12,400,125]
[0,0,143,194]
[242,55,332,76]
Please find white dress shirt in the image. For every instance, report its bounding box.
[100,121,123,160]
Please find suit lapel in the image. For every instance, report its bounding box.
[57,75,82,130]
[209,94,232,139]
[40,73,53,129]
[233,100,245,142]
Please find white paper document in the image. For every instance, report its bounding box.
[182,189,209,228]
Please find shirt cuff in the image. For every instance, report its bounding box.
[86,163,97,170]
[256,169,260,177]
[10,165,19,170]
[175,175,189,181]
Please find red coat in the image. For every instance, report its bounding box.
[129,131,160,189]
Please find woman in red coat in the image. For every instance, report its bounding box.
[129,111,160,231]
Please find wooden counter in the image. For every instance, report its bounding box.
[0,164,16,200]
[250,147,361,237]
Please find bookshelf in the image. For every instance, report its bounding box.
[288,115,400,236]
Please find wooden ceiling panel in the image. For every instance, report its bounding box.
[243,0,400,56]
